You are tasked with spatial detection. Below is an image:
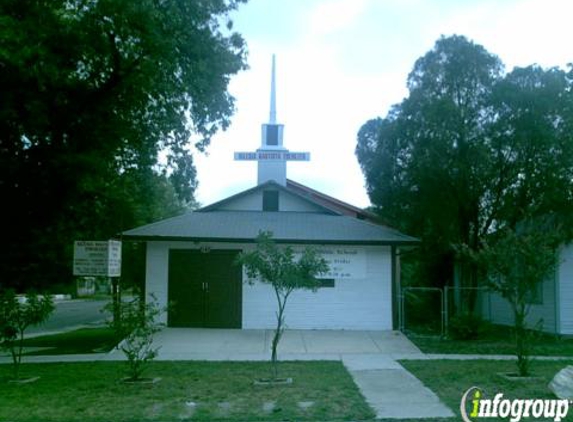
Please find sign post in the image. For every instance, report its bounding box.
[73,240,121,277]
[73,240,122,323]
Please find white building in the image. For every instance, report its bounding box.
[123,57,418,330]
[481,243,573,336]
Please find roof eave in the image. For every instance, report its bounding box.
[120,234,419,246]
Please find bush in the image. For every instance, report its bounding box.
[0,290,54,379]
[106,293,165,381]
[448,312,488,340]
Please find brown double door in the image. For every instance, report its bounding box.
[168,250,242,328]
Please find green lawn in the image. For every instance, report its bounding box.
[0,361,375,421]
[21,328,121,355]
[408,325,573,356]
[401,359,573,422]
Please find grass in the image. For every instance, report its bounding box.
[0,360,375,421]
[21,328,121,355]
[401,359,573,422]
[407,324,573,356]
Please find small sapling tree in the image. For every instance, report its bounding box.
[106,293,164,381]
[477,224,560,376]
[237,232,329,379]
[0,290,54,380]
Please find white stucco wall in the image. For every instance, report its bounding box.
[216,190,325,213]
[217,192,263,211]
[279,192,325,213]
[145,241,393,330]
[243,245,393,330]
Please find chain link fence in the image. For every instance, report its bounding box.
[399,286,492,338]
[399,287,444,337]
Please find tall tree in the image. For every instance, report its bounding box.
[487,66,573,229]
[356,35,573,295]
[0,0,248,290]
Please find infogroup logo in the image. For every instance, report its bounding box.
[460,386,571,422]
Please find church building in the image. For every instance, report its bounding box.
[123,57,417,330]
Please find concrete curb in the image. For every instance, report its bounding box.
[23,322,108,339]
[16,294,72,304]
[399,353,573,361]
[52,294,73,301]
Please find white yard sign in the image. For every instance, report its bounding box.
[73,240,121,277]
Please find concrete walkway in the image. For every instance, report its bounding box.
[0,328,458,419]
[107,328,425,360]
[343,354,455,419]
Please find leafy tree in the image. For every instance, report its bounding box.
[0,291,54,380]
[357,35,503,291]
[237,232,329,379]
[356,35,573,307]
[474,220,561,376]
[106,293,164,381]
[0,0,248,291]
[487,66,573,228]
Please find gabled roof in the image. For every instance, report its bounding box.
[122,179,419,245]
[199,180,339,215]
[122,210,418,245]
[286,179,378,221]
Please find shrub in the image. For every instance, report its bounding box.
[106,293,164,381]
[0,290,54,379]
[448,312,487,340]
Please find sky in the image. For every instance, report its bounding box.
[194,0,573,209]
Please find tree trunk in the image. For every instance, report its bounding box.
[514,306,530,376]
[112,277,120,326]
[11,328,25,380]
[271,301,285,379]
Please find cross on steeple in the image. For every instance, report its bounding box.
[234,55,310,186]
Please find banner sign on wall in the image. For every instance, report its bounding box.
[294,247,366,279]
[316,248,366,279]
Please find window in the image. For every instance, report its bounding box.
[262,190,279,211]
[266,125,279,146]
[318,279,335,288]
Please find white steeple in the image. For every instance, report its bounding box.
[259,54,285,152]
[234,55,310,186]
[269,54,277,124]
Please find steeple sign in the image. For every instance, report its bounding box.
[234,55,310,186]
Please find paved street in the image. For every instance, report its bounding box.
[25,298,110,336]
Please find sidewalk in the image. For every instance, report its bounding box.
[342,354,454,419]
